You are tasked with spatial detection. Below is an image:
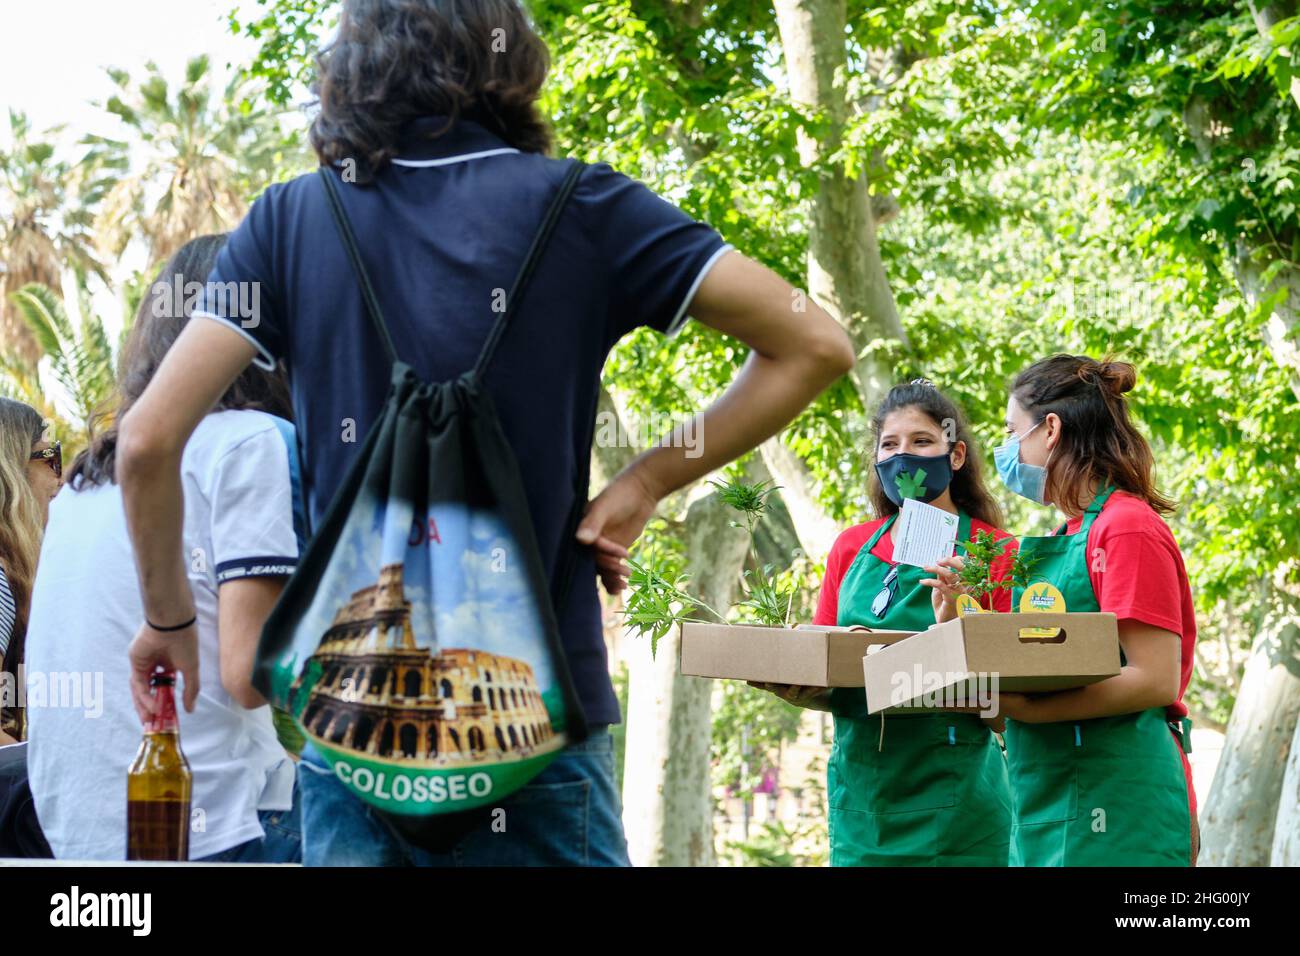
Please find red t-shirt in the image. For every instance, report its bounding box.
[1062,490,1198,721]
[814,514,1019,626]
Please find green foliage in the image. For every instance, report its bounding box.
[610,661,630,794]
[8,284,114,425]
[0,110,110,285]
[1004,0,1300,719]
[0,110,113,368]
[3,280,124,459]
[713,475,804,625]
[229,0,335,106]
[1023,1,1297,275]
[0,351,60,426]
[87,54,311,264]
[717,754,829,867]
[711,680,804,797]
[721,819,814,867]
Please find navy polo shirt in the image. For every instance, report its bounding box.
[198,117,731,725]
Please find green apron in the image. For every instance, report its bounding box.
[1006,486,1194,866]
[828,511,1012,867]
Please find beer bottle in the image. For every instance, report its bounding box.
[126,671,192,861]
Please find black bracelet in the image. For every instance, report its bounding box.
[147,615,197,632]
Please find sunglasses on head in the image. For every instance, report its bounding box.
[30,440,62,479]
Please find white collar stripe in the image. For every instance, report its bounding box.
[391,148,521,168]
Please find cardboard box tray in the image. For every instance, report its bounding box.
[679,622,914,688]
[861,612,1121,714]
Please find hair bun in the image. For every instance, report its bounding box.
[1078,358,1135,396]
[1096,360,1136,395]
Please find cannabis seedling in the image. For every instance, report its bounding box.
[954,530,1037,605]
[621,475,796,655]
[622,558,725,658]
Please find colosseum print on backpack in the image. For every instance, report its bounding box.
[253,162,590,847]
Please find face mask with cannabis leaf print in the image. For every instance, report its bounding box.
[874,452,954,506]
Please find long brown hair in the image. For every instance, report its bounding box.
[67,234,293,490]
[310,0,553,181]
[1011,354,1174,515]
[869,380,1005,529]
[0,397,46,738]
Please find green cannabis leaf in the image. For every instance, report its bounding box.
[734,565,796,628]
[894,468,927,499]
[708,476,780,515]
[709,476,781,540]
[621,557,725,658]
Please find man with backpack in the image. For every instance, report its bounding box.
[116,0,854,866]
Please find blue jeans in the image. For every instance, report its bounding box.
[297,729,630,866]
[197,779,303,864]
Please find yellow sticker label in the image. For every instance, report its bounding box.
[1019,582,1065,638]
[1020,582,1066,614]
[955,593,985,617]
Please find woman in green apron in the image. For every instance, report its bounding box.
[758,381,1014,866]
[992,355,1197,866]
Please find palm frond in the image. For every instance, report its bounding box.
[4,281,121,434]
[87,57,292,263]
[9,283,72,357]
[0,352,44,406]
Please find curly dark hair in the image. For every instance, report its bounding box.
[310,0,553,181]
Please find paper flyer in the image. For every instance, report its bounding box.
[892,498,959,569]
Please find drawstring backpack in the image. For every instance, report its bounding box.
[254,161,591,849]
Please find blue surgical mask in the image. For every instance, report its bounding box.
[994,421,1051,505]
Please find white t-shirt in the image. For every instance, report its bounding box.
[27,409,300,860]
